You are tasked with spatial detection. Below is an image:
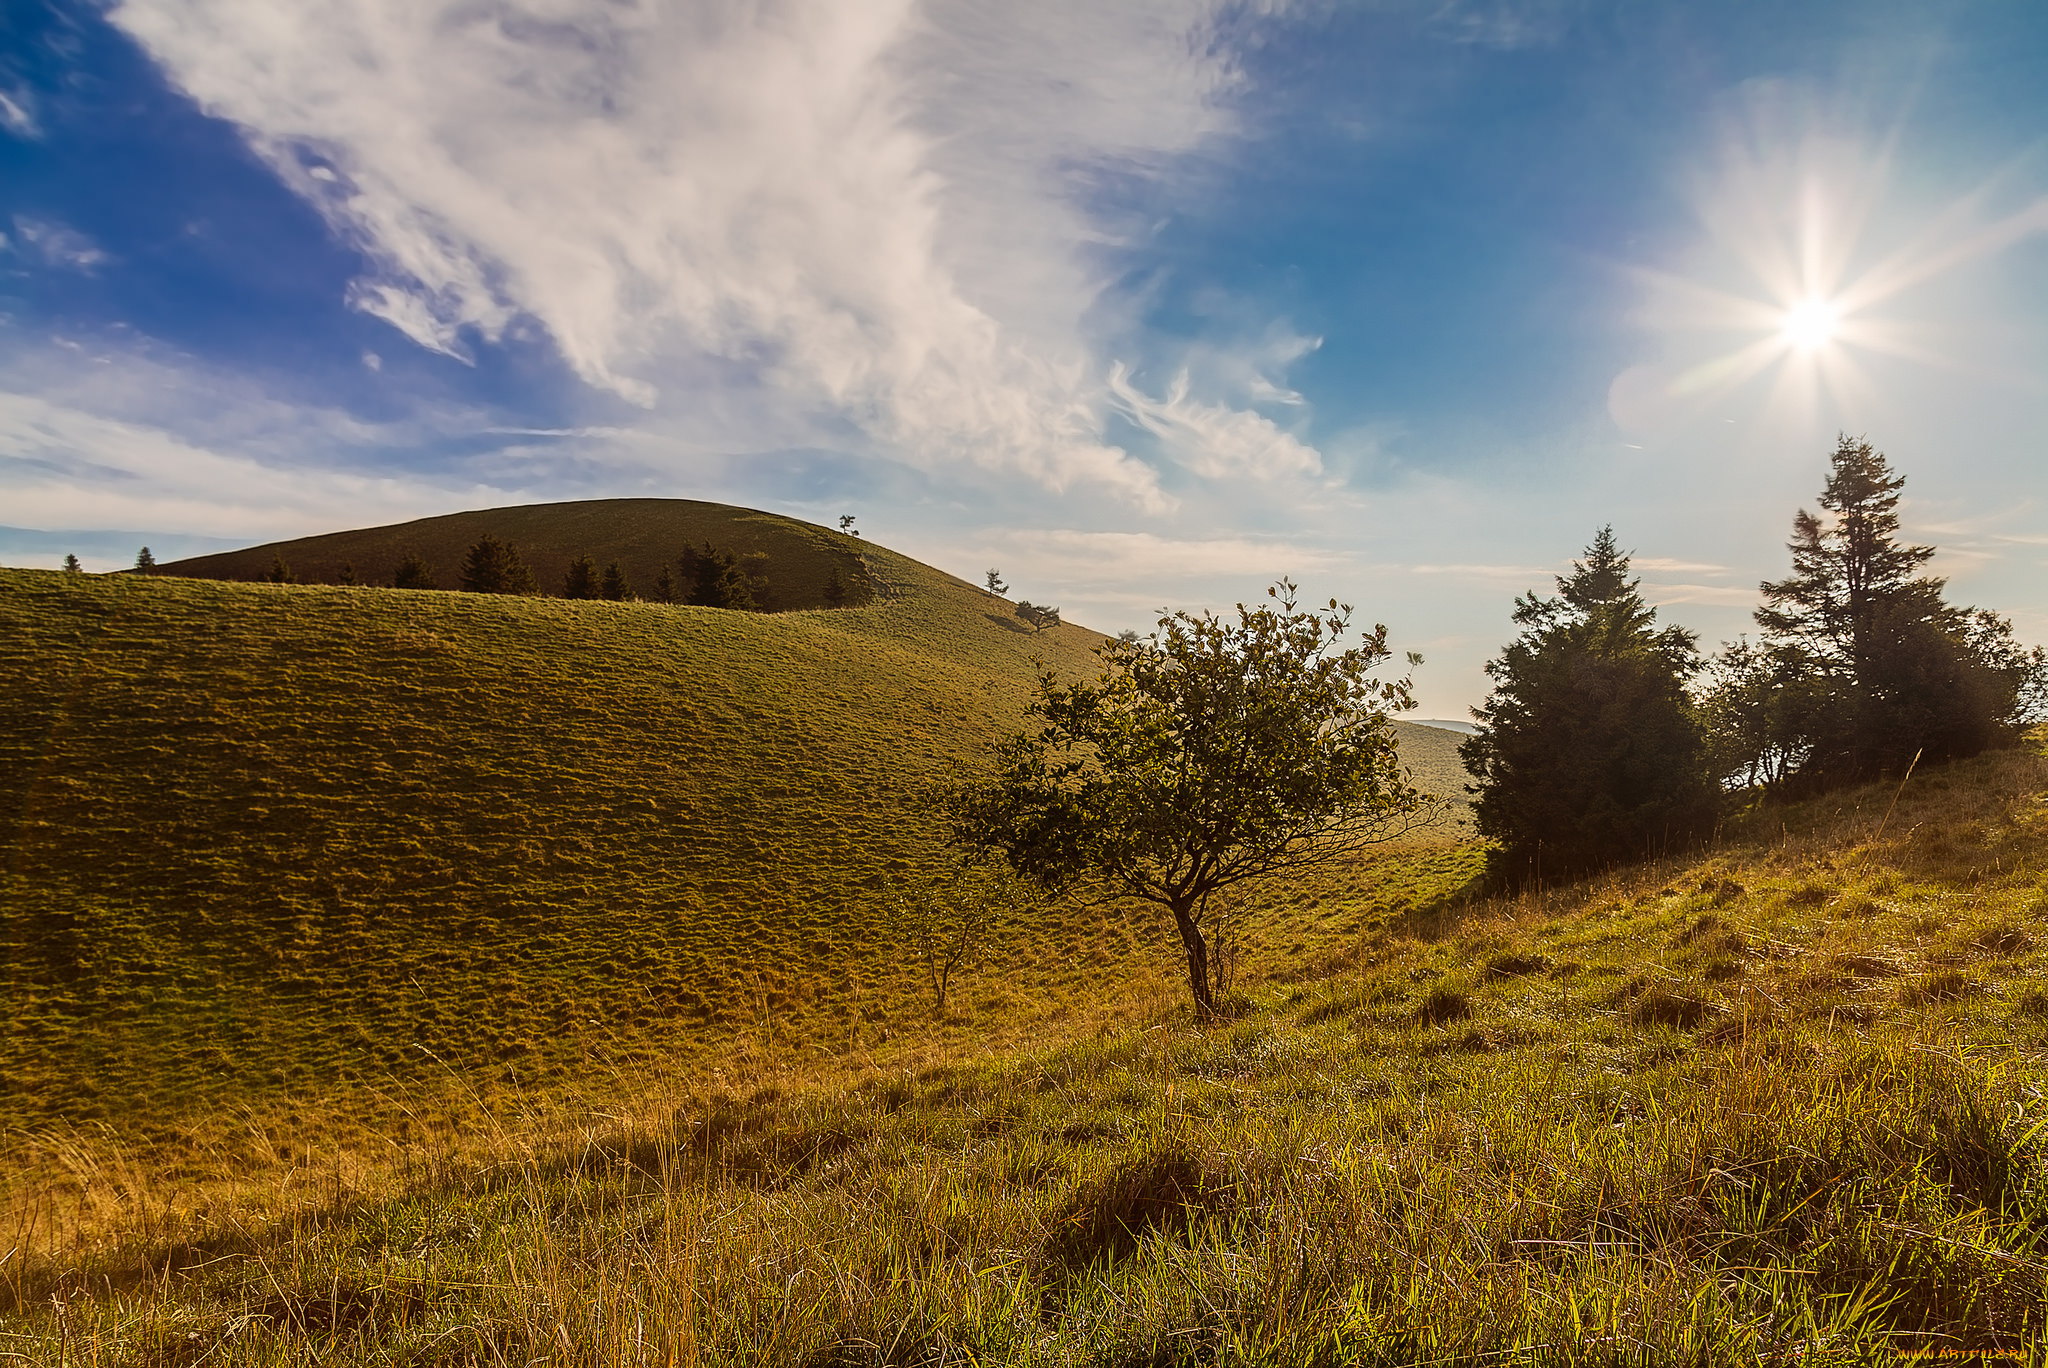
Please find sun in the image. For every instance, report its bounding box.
[1780,297,1840,352]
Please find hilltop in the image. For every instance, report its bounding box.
[156,498,873,610]
[1,506,1473,1171]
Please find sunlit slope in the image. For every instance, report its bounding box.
[0,545,1100,1133]
[157,498,868,609]
[0,551,1474,1135]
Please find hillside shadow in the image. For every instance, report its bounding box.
[984,613,1033,634]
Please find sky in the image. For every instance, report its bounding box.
[3,0,2046,717]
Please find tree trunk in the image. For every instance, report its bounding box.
[1170,898,1217,1023]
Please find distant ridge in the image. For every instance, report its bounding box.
[157,497,871,611]
[1413,717,1479,735]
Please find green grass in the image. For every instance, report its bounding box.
[5,742,2047,1362]
[0,526,1470,1193]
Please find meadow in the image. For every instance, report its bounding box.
[2,739,2043,1362]
[5,506,2041,1362]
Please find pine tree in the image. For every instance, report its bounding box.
[1742,435,2042,789]
[562,555,600,599]
[984,568,1007,597]
[62,554,81,574]
[599,561,632,601]
[461,534,537,594]
[651,565,677,604]
[393,553,437,590]
[265,554,297,584]
[822,567,848,608]
[1462,528,1717,886]
[134,547,156,573]
[683,542,754,610]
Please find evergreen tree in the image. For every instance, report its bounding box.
[337,562,361,586]
[600,560,632,601]
[264,554,297,584]
[682,541,754,610]
[1462,528,1717,886]
[1740,435,2043,790]
[393,553,437,590]
[1015,601,1061,633]
[134,547,156,573]
[62,554,81,574]
[651,565,677,604]
[984,568,1007,597]
[460,534,537,594]
[822,567,848,608]
[562,555,600,599]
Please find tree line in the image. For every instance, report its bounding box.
[176,533,871,611]
[947,435,2046,1020]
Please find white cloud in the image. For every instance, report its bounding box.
[0,87,39,140]
[1107,363,1322,479]
[0,391,478,536]
[106,0,1302,506]
[9,217,110,272]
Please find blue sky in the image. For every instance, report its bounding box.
[4,0,2046,714]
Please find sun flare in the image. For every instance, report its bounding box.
[1781,298,1840,352]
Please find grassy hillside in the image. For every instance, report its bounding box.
[1,530,1471,1166]
[156,498,874,610]
[8,740,2045,1360]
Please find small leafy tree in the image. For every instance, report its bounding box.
[838,514,859,535]
[889,864,1031,1014]
[62,554,81,574]
[984,568,1007,597]
[948,580,1431,1020]
[1015,601,1061,633]
[1461,529,1718,886]
[460,534,537,594]
[562,555,600,600]
[134,547,155,573]
[393,553,437,590]
[600,560,632,601]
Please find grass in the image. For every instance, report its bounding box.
[0,522,1470,1244]
[4,732,2046,1360]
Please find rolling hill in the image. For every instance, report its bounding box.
[1,503,1475,1158]
[156,498,878,610]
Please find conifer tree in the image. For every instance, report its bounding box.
[822,567,848,607]
[682,541,754,610]
[134,547,156,573]
[337,562,361,586]
[62,554,81,574]
[651,565,677,604]
[460,534,537,594]
[562,555,600,599]
[1734,435,2044,790]
[600,561,632,601]
[393,553,437,590]
[265,554,297,584]
[1462,528,1717,885]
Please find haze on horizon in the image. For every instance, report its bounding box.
[3,0,2046,716]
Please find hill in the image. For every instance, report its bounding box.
[9,738,2046,1359]
[1,509,1474,1167]
[156,498,875,609]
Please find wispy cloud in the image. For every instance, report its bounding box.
[8,216,109,272]
[1108,364,1321,479]
[0,86,39,139]
[108,0,1302,506]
